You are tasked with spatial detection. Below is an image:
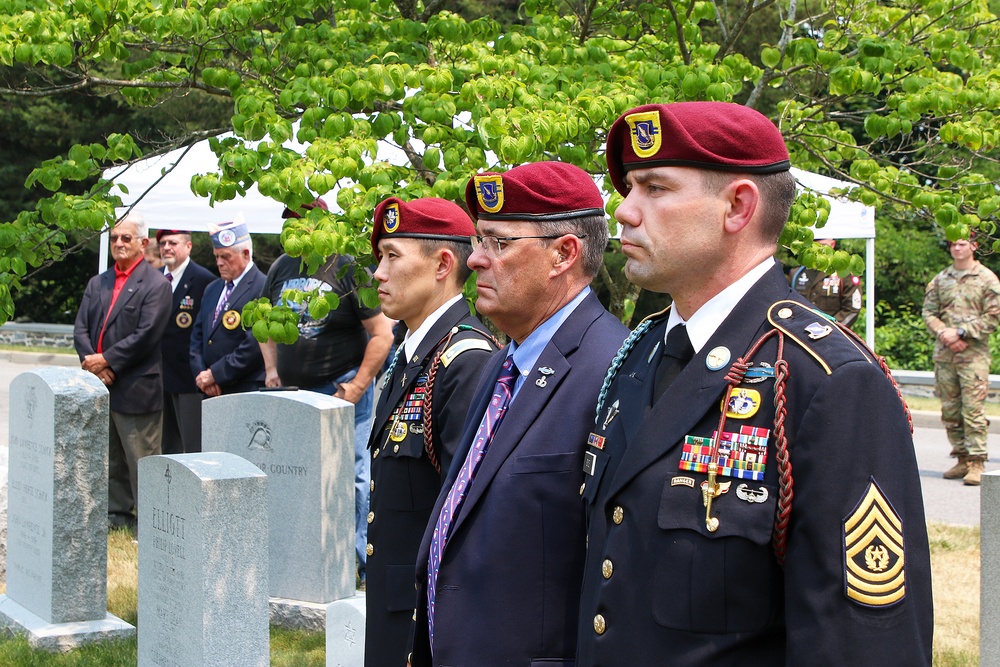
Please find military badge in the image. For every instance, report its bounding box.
[588,432,606,450]
[176,312,193,329]
[383,202,401,234]
[723,388,761,419]
[743,362,775,384]
[217,229,237,247]
[389,421,408,442]
[735,483,768,503]
[624,110,662,158]
[602,399,620,430]
[805,322,832,340]
[680,425,769,481]
[222,310,241,330]
[180,296,194,310]
[475,174,504,213]
[671,476,695,488]
[843,478,906,607]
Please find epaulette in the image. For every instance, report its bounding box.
[766,299,872,375]
[440,337,493,367]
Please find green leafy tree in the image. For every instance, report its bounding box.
[0,0,997,338]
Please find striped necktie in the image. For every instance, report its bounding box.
[212,281,235,327]
[426,357,519,649]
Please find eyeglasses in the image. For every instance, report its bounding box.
[109,234,134,244]
[470,234,587,256]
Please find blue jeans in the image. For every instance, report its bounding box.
[308,368,374,580]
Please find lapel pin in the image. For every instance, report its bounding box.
[602,399,620,430]
[706,346,731,371]
[536,366,555,387]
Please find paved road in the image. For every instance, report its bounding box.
[0,351,993,527]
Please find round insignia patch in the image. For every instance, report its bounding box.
[624,110,663,158]
[222,310,241,330]
[777,307,793,319]
[705,346,731,371]
[218,229,237,247]
[474,174,504,213]
[175,312,193,329]
[383,202,401,234]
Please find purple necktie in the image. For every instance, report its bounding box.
[426,357,519,649]
[212,281,234,327]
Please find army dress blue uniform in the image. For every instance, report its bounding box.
[577,265,933,666]
[365,299,497,667]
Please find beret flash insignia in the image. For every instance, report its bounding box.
[625,110,662,159]
[843,478,906,607]
[383,202,401,234]
[475,174,504,213]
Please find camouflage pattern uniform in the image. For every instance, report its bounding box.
[790,267,862,328]
[922,262,1000,458]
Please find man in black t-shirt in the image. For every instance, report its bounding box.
[260,199,395,587]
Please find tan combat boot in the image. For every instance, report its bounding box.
[964,456,987,486]
[944,454,969,479]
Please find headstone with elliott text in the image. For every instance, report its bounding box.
[137,452,269,667]
[0,367,135,651]
[203,390,356,630]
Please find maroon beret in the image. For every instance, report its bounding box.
[465,161,605,222]
[281,197,330,219]
[371,197,476,257]
[155,229,186,242]
[605,102,790,195]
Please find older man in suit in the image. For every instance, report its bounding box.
[74,212,172,530]
[190,219,266,395]
[410,162,629,666]
[156,229,216,453]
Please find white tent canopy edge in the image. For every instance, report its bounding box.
[100,143,878,349]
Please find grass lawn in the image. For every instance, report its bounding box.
[0,523,978,665]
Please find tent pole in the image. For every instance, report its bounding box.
[866,237,875,352]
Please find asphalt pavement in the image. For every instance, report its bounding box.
[0,351,992,527]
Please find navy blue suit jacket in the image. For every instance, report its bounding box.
[189,265,266,393]
[160,261,215,394]
[73,259,171,414]
[411,290,629,666]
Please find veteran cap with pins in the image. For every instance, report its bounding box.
[208,213,251,249]
[605,102,791,196]
[465,161,605,222]
[371,197,477,257]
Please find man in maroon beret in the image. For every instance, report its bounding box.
[364,197,499,667]
[259,198,394,587]
[410,162,629,666]
[156,228,215,454]
[577,102,932,665]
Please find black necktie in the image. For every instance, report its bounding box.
[654,324,694,400]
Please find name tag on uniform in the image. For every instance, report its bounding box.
[583,451,598,476]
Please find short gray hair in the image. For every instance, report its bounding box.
[537,213,610,278]
[118,212,147,239]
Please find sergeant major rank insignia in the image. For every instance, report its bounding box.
[625,110,662,158]
[475,174,504,213]
[843,477,906,607]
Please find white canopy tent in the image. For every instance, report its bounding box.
[101,142,878,348]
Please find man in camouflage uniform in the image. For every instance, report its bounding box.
[923,235,1000,485]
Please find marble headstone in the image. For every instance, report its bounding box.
[0,367,135,650]
[138,453,269,667]
[982,471,1000,666]
[203,390,355,629]
[326,594,366,667]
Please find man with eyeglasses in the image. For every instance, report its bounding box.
[74,212,172,532]
[156,229,215,454]
[409,161,629,667]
